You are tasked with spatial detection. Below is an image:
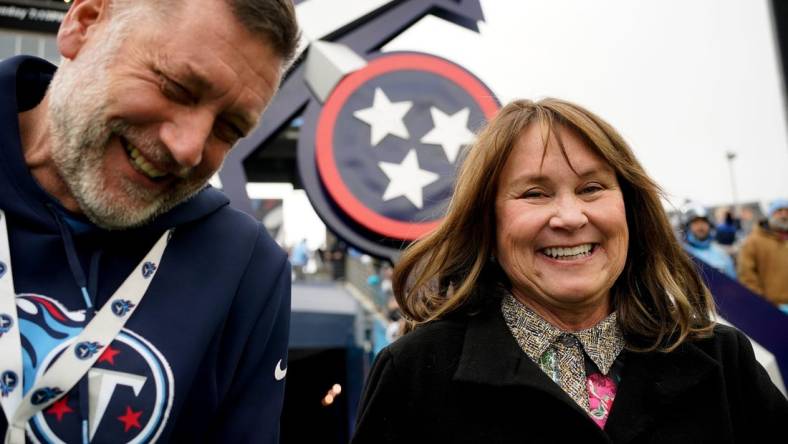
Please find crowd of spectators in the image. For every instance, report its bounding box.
[680,199,788,313]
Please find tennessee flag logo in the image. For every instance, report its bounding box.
[313,52,499,243]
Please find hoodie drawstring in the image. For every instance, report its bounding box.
[47,204,96,311]
[47,204,101,444]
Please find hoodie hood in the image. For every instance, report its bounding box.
[0,55,230,236]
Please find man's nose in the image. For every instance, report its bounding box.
[159,110,214,169]
[548,195,589,231]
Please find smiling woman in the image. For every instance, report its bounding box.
[351,98,788,444]
[392,98,713,350]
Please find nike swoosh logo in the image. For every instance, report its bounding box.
[274,359,287,381]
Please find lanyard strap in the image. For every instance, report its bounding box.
[0,210,172,444]
[0,211,22,426]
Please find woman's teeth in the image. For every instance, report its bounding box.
[125,144,166,179]
[542,244,595,260]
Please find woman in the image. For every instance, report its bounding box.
[351,99,788,443]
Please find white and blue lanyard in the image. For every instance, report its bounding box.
[0,210,172,444]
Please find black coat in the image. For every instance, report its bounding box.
[352,304,788,443]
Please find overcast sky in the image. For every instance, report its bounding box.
[384,0,788,211]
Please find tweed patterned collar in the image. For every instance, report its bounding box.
[501,293,624,375]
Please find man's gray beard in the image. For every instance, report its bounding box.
[46,36,209,230]
[769,215,788,232]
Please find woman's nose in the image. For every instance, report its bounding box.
[548,196,589,231]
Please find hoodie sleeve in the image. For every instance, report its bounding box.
[206,229,292,443]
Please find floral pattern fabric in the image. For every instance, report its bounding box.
[587,372,618,428]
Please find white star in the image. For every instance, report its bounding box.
[353,88,413,146]
[378,149,440,209]
[420,107,476,163]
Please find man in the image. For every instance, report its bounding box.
[290,239,309,281]
[738,199,788,309]
[681,205,737,279]
[715,211,739,247]
[0,0,298,442]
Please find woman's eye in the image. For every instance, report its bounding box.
[580,184,604,194]
[522,189,547,199]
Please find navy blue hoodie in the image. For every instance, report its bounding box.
[0,56,291,443]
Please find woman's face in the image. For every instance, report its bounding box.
[494,122,629,328]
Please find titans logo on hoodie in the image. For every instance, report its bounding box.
[18,295,174,443]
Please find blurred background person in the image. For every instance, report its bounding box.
[681,204,737,278]
[737,198,788,312]
[351,99,787,444]
[290,238,311,281]
[715,210,740,248]
[328,239,348,281]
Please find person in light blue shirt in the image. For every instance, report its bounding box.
[290,238,310,280]
[682,206,737,278]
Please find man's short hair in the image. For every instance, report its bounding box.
[111,0,300,67]
[226,0,300,66]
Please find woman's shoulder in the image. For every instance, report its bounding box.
[693,323,788,427]
[384,316,470,365]
[694,323,749,349]
[709,322,744,342]
[629,323,757,378]
[687,323,746,357]
[689,323,769,374]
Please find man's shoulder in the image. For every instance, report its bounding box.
[175,202,289,314]
[708,242,732,258]
[201,199,260,233]
[746,226,778,242]
[739,228,763,250]
[169,192,287,268]
[210,204,286,257]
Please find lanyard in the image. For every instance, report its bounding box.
[0,210,172,444]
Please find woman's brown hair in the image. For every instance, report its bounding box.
[393,98,715,352]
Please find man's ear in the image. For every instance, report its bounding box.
[57,0,110,60]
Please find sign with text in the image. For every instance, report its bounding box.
[0,1,67,33]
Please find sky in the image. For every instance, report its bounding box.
[383,0,788,211]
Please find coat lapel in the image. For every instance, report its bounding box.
[604,340,719,443]
[452,304,720,444]
[452,306,601,425]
